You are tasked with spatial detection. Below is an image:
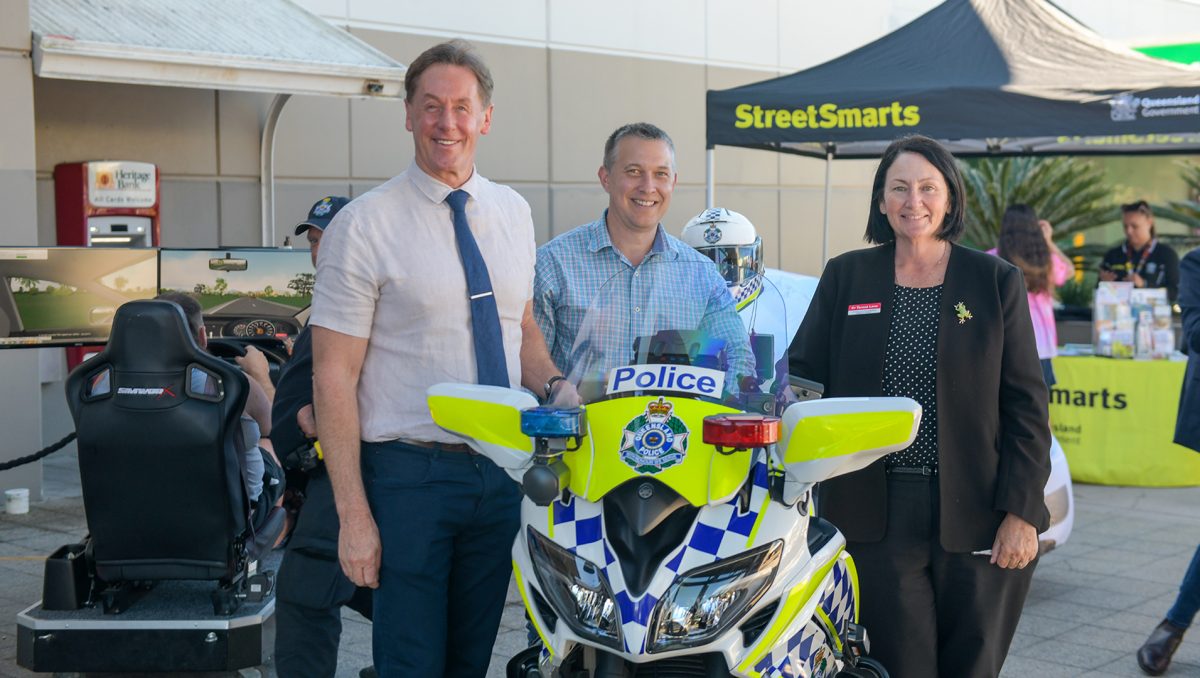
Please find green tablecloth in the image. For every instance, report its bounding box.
[1050,356,1200,486]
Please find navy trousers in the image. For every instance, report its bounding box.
[363,440,521,677]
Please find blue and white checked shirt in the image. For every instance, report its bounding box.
[533,213,752,387]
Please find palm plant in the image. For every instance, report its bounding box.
[1152,162,1200,252]
[957,156,1115,250]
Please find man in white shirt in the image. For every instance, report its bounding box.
[310,40,562,676]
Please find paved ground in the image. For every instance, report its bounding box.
[1,449,1198,677]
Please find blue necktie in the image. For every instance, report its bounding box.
[445,189,509,387]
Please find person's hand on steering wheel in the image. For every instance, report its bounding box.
[236,346,274,396]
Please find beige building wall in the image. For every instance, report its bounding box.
[29,6,900,277]
[21,0,1200,259]
[0,0,43,495]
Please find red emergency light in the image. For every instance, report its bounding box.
[702,414,781,450]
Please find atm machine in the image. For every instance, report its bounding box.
[53,161,160,368]
[54,160,160,248]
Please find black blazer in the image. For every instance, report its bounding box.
[1175,250,1200,453]
[789,242,1051,552]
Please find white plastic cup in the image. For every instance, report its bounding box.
[5,488,30,515]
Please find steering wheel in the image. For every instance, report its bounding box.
[207,338,289,386]
[206,338,247,361]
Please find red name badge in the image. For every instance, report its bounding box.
[847,303,882,316]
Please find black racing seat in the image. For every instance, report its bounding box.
[64,299,273,612]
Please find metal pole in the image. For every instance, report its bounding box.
[705,149,715,209]
[260,93,292,247]
[822,149,833,265]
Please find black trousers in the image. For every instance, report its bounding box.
[275,472,374,678]
[275,558,374,678]
[847,474,1035,678]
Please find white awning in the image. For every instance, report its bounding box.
[30,0,406,97]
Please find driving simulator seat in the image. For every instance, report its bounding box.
[63,299,279,614]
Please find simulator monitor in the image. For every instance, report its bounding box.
[158,248,314,340]
[0,247,158,348]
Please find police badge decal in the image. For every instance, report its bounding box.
[703,223,722,244]
[619,397,689,474]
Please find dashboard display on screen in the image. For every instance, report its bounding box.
[0,247,158,348]
[158,248,314,340]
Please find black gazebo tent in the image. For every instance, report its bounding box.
[705,0,1200,258]
[707,0,1200,159]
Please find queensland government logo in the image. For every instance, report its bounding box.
[619,397,689,474]
[1109,94,1141,122]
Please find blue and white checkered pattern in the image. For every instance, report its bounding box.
[817,557,855,640]
[533,214,752,385]
[752,555,856,678]
[754,619,831,678]
[550,493,608,557]
[732,274,763,310]
[544,460,772,654]
[662,460,771,575]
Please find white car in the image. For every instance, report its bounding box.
[765,267,1074,551]
[1041,435,1075,551]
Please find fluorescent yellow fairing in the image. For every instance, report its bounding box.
[783,410,916,464]
[846,553,861,620]
[746,496,769,547]
[814,607,842,652]
[568,397,746,506]
[427,395,533,453]
[737,548,843,675]
[513,562,554,659]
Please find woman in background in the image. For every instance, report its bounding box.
[989,204,1074,387]
[1099,200,1180,302]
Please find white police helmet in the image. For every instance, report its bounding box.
[681,208,763,287]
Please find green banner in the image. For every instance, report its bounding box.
[1135,42,1200,66]
[1050,356,1200,486]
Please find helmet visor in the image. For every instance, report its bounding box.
[696,239,763,286]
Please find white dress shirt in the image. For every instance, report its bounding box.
[310,162,535,443]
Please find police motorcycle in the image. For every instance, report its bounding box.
[426,259,921,678]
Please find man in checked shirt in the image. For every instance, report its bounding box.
[531,122,752,388]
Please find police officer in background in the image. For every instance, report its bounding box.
[271,196,375,678]
[680,207,815,393]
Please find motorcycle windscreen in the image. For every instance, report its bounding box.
[554,261,788,506]
[779,396,922,483]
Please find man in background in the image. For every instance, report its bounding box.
[269,196,376,678]
[1136,246,1200,676]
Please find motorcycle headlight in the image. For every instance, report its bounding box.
[647,540,783,653]
[527,527,622,650]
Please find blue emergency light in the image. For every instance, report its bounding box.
[520,407,585,439]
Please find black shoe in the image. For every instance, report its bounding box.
[358,667,377,678]
[1137,619,1187,676]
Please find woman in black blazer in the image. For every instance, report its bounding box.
[789,136,1050,678]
